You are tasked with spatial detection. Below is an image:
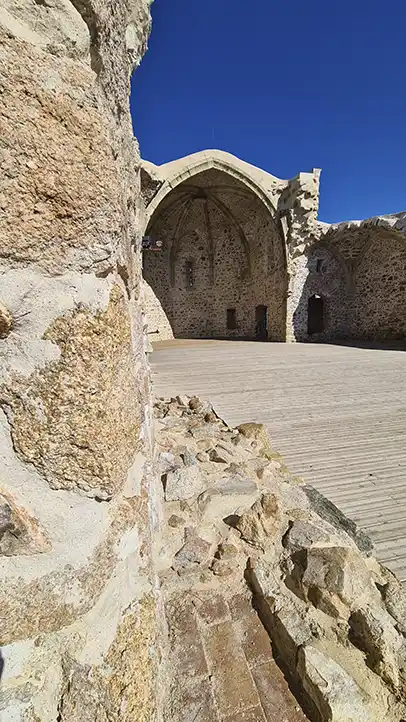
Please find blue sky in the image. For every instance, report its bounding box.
[130,0,405,223]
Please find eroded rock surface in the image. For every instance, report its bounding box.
[0,1,157,720]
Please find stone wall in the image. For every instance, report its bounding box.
[144,168,287,341]
[0,2,162,720]
[141,154,324,344]
[154,395,406,722]
[141,278,174,342]
[292,217,406,342]
[142,153,406,345]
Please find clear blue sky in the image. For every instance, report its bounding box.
[130,0,405,223]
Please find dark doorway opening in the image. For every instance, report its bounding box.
[226,308,237,330]
[255,305,268,341]
[308,295,324,335]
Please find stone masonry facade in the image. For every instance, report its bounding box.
[142,153,406,343]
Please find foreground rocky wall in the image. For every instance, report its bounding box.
[155,395,406,722]
[0,2,162,720]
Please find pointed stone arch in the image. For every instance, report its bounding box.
[142,152,288,341]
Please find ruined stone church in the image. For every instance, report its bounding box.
[141,150,406,343]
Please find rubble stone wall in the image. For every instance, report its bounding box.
[144,168,287,341]
[292,223,406,342]
[154,395,406,722]
[0,2,163,720]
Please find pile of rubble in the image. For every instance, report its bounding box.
[155,395,406,722]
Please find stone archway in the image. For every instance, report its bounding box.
[143,164,287,341]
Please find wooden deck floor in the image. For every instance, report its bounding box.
[151,339,406,582]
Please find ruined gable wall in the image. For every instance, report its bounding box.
[144,169,287,341]
[0,2,164,720]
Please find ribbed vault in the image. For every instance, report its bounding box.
[143,168,287,340]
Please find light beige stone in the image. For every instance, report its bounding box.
[297,645,376,722]
[0,488,51,556]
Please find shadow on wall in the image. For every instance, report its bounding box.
[293,234,406,348]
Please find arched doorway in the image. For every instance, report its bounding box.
[143,166,287,341]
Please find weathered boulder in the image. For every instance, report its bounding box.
[172,528,211,575]
[164,465,207,502]
[197,473,259,522]
[297,646,376,722]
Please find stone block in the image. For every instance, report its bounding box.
[229,593,255,621]
[297,645,375,722]
[301,546,378,616]
[271,604,314,673]
[164,465,207,501]
[237,423,274,459]
[194,593,230,625]
[203,621,261,717]
[303,486,374,556]
[172,528,211,575]
[190,423,223,441]
[238,613,273,668]
[165,594,199,638]
[165,676,217,722]
[170,633,209,680]
[284,520,330,554]
[158,451,182,474]
[236,497,279,551]
[197,473,259,522]
[251,661,308,722]
[223,707,266,722]
[349,605,404,688]
[380,570,406,637]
